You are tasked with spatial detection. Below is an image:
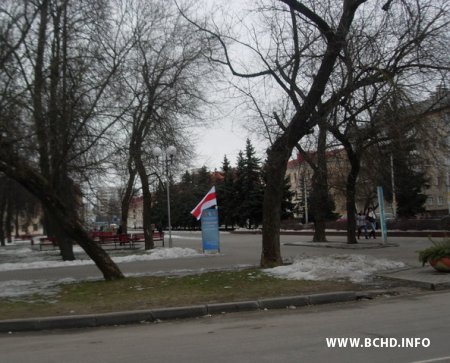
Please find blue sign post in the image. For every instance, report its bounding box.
[377,186,387,243]
[201,208,220,252]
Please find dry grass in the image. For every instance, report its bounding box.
[0,269,362,320]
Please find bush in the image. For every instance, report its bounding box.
[418,239,450,266]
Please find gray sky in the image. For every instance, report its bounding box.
[192,121,268,170]
[188,0,272,171]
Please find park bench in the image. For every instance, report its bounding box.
[129,232,164,247]
[98,234,134,249]
[90,231,164,248]
[39,236,57,250]
[96,233,135,249]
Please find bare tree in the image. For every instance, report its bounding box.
[0,0,137,279]
[182,0,449,264]
[182,0,377,266]
[325,0,450,243]
[116,0,210,249]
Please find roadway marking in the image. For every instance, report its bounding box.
[410,356,450,363]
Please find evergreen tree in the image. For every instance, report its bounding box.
[216,155,235,229]
[281,177,295,220]
[363,94,429,218]
[374,151,428,218]
[173,171,197,229]
[150,178,171,230]
[233,151,246,227]
[234,139,264,228]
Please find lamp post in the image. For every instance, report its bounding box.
[390,154,397,218]
[153,146,177,248]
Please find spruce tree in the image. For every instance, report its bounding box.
[217,155,235,229]
[281,176,295,220]
[234,151,246,227]
[174,171,197,229]
[235,139,264,228]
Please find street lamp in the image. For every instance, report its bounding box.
[153,145,177,248]
[390,154,397,218]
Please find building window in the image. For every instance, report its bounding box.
[426,197,434,206]
[438,197,444,205]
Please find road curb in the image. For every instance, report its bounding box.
[232,230,450,237]
[0,290,392,333]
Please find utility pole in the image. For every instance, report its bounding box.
[390,154,397,218]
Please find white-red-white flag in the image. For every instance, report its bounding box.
[190,186,217,220]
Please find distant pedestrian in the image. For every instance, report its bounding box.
[356,211,368,239]
[117,225,123,235]
[366,208,377,239]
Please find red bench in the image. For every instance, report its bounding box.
[97,234,135,249]
[89,231,164,248]
[39,236,57,250]
[130,232,164,247]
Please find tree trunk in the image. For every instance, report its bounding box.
[0,153,124,280]
[313,217,327,242]
[312,120,328,242]
[346,152,360,244]
[33,0,50,178]
[135,153,154,250]
[14,208,20,238]
[47,176,76,260]
[120,166,137,235]
[261,136,292,267]
[0,190,5,246]
[5,197,13,243]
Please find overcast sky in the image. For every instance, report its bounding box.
[187,0,271,171]
[192,120,269,171]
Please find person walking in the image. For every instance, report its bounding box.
[356,211,368,239]
[366,207,377,239]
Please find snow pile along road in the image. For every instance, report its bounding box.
[0,247,203,272]
[263,254,405,283]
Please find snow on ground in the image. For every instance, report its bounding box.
[264,254,406,283]
[0,238,406,299]
[0,243,206,298]
[0,246,204,272]
[170,234,202,240]
[0,278,77,299]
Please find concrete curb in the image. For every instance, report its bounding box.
[284,242,399,249]
[232,230,450,237]
[0,290,392,333]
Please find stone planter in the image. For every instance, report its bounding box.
[430,257,450,272]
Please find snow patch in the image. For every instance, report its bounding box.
[264,254,405,283]
[0,278,77,299]
[114,247,202,263]
[0,247,203,272]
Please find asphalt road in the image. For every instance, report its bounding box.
[1,290,449,363]
[0,231,432,282]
